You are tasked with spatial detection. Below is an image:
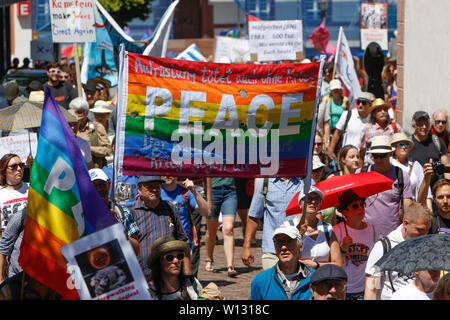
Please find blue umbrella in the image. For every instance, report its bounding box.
[375,234,450,274]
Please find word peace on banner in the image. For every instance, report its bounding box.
[115,51,321,178]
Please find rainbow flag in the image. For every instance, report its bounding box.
[115,51,322,178]
[18,87,117,299]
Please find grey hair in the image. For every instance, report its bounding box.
[69,97,89,111]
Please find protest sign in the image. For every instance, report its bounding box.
[360,2,388,50]
[115,50,322,178]
[248,20,303,61]
[61,223,152,300]
[0,133,37,162]
[213,36,251,63]
[49,0,96,43]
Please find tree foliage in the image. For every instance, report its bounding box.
[98,0,155,27]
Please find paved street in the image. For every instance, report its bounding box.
[196,216,264,300]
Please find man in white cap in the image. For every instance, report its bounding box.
[328,91,373,161]
[357,135,413,237]
[250,224,314,300]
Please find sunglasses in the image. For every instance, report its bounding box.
[164,253,185,262]
[49,69,61,74]
[273,238,296,247]
[314,142,323,146]
[60,75,69,79]
[7,162,25,170]
[305,195,322,203]
[372,153,388,159]
[396,142,410,149]
[357,100,369,105]
[349,201,366,210]
[435,120,447,124]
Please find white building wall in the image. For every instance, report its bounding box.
[402,0,450,134]
[11,4,33,63]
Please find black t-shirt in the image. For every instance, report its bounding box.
[410,133,448,166]
[429,212,450,234]
[43,81,77,109]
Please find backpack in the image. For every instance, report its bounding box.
[380,236,396,292]
[180,187,200,247]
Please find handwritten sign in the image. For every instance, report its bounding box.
[60,223,152,300]
[49,0,96,43]
[0,133,37,162]
[360,2,388,50]
[213,36,251,63]
[249,20,303,62]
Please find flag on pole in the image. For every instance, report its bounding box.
[308,21,336,55]
[247,13,262,22]
[18,87,117,299]
[80,0,144,87]
[176,43,207,62]
[142,0,180,57]
[335,26,361,108]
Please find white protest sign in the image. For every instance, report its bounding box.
[60,223,152,300]
[49,0,96,43]
[360,2,388,50]
[248,20,303,62]
[213,36,251,63]
[0,133,37,162]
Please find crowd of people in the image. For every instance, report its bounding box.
[0,55,449,301]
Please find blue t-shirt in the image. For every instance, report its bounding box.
[102,166,138,208]
[160,185,197,247]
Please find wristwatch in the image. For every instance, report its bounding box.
[315,261,320,269]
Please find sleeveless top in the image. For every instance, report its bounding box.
[300,220,332,263]
[329,97,347,130]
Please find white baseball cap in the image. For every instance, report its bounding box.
[297,185,324,203]
[89,169,109,182]
[273,224,302,245]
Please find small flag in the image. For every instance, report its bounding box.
[176,44,207,62]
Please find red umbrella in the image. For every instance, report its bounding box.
[285,171,394,216]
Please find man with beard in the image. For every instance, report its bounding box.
[43,62,77,109]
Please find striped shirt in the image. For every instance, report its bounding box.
[360,121,403,163]
[131,197,187,281]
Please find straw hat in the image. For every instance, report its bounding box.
[367,135,395,154]
[368,98,391,114]
[91,100,112,114]
[390,132,414,149]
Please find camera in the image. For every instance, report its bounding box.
[432,161,450,175]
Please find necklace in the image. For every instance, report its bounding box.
[5,181,22,187]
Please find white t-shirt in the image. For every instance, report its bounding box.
[77,136,93,163]
[300,220,333,263]
[390,158,432,201]
[317,98,331,136]
[390,282,433,300]
[0,183,29,231]
[335,108,370,149]
[333,222,378,294]
[365,224,415,300]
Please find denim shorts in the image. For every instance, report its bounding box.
[209,187,238,220]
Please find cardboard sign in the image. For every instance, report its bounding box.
[49,0,96,43]
[60,223,152,300]
[248,20,303,62]
[213,36,251,63]
[360,2,388,50]
[0,133,37,162]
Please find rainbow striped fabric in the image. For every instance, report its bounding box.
[116,51,321,177]
[18,87,117,299]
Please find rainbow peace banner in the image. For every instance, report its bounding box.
[116,50,323,177]
[19,87,117,299]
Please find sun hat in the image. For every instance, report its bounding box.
[337,189,365,212]
[357,92,373,103]
[368,98,391,114]
[367,135,395,154]
[88,77,111,90]
[89,168,109,182]
[91,100,112,114]
[272,224,303,246]
[146,236,189,269]
[297,185,325,204]
[138,176,164,184]
[310,264,348,285]
[312,155,326,170]
[329,79,342,91]
[69,97,89,111]
[3,81,19,100]
[65,109,78,123]
[28,90,45,103]
[390,132,414,149]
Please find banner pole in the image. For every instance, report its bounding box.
[73,42,83,97]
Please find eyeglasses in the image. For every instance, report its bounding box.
[7,162,25,170]
[372,153,388,159]
[316,279,347,292]
[163,253,185,262]
[396,143,410,149]
[49,69,61,74]
[273,238,296,247]
[357,100,369,105]
[314,142,323,147]
[435,120,447,125]
[349,201,366,210]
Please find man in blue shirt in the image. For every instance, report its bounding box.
[160,176,210,276]
[250,224,313,300]
[242,177,303,270]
